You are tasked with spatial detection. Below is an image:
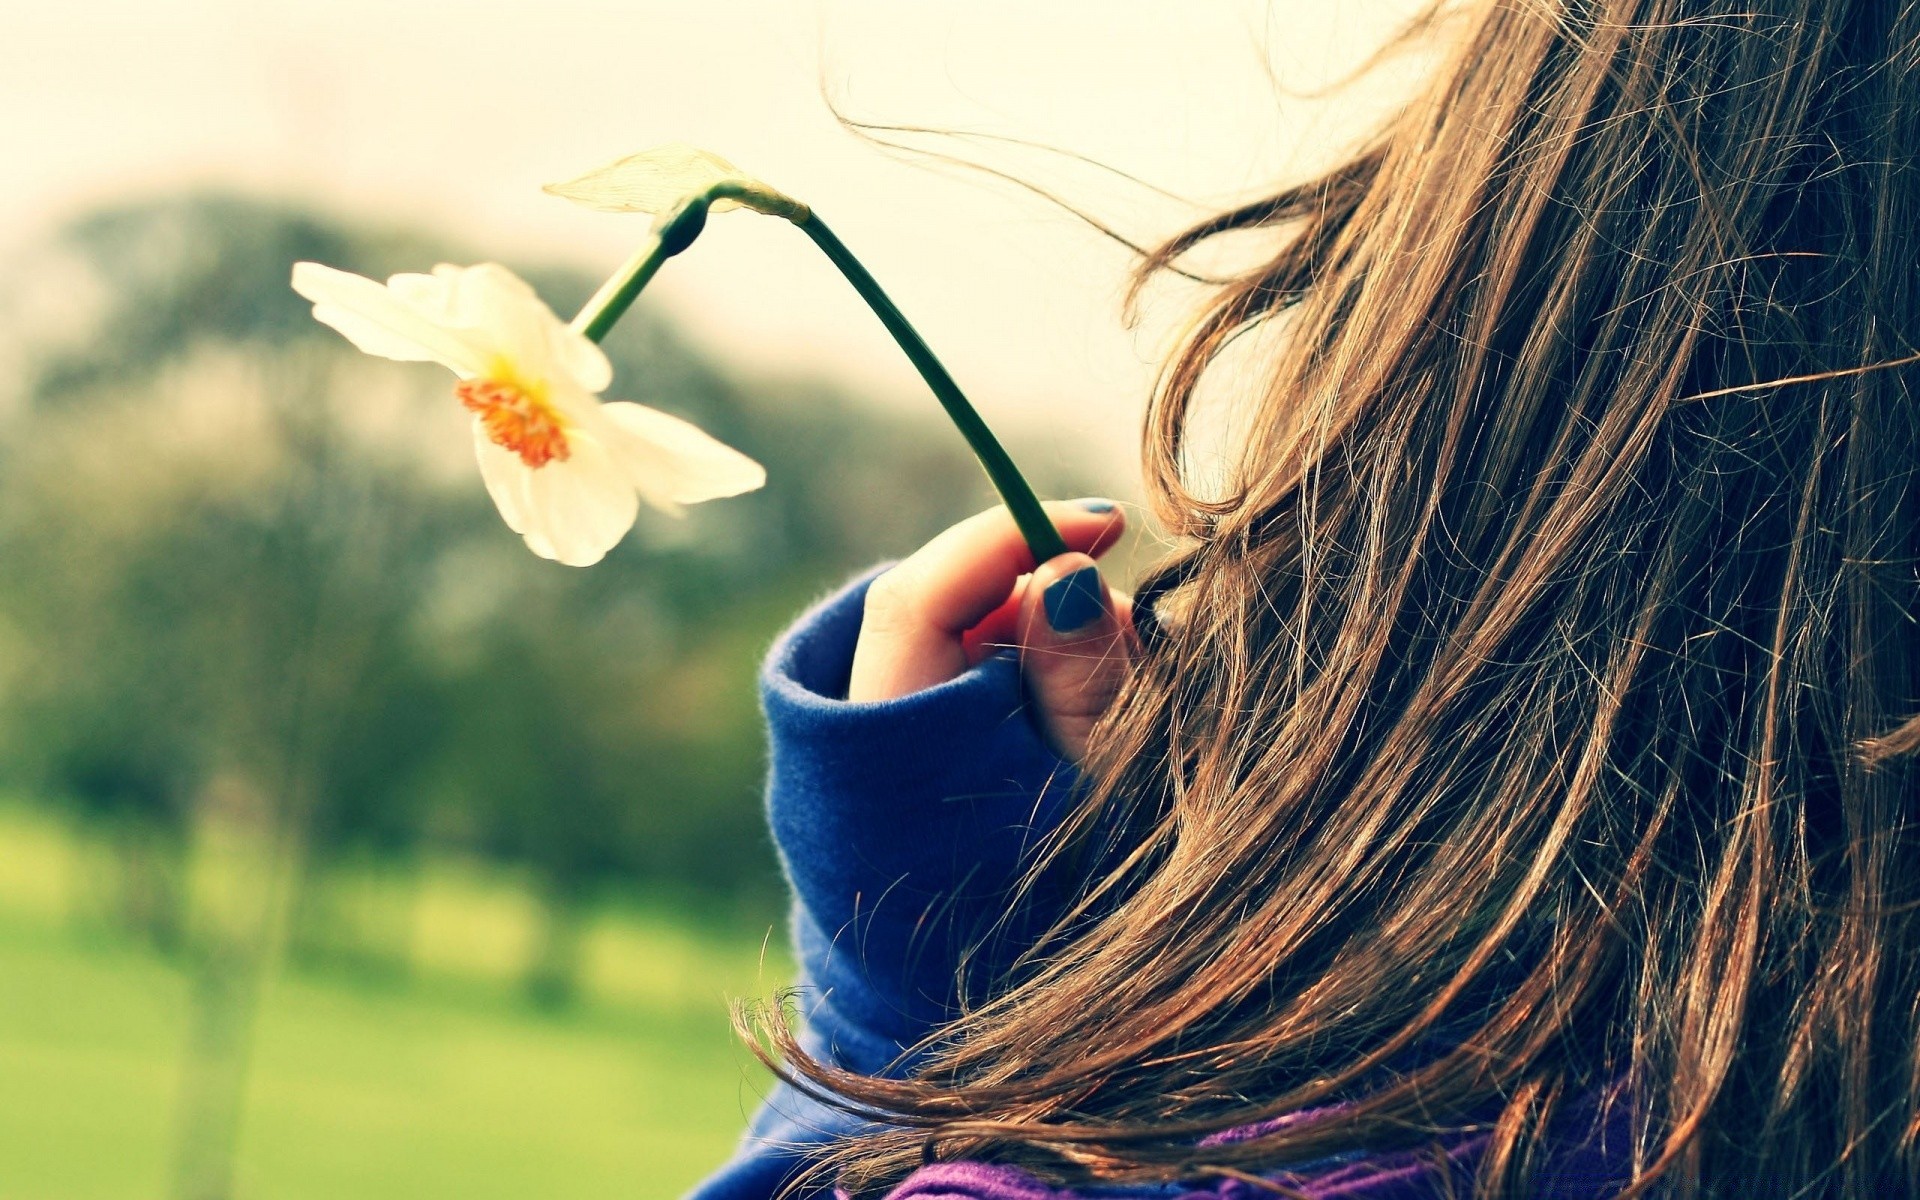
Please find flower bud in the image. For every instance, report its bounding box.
[655,200,710,258]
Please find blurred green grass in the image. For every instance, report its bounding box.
[0,801,791,1200]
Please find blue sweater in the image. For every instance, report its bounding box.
[685,571,1631,1200]
[686,569,1081,1200]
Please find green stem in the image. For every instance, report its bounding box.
[570,201,708,343]
[568,188,1068,564]
[570,235,668,343]
[793,213,1067,562]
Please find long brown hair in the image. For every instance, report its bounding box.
[764,1,1920,1195]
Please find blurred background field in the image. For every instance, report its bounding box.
[0,2,1428,1196]
[0,798,789,1198]
[0,193,1027,1199]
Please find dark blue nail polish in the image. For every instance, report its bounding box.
[1079,498,1118,513]
[1044,566,1106,633]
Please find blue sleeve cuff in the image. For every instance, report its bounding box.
[688,569,1085,1199]
[761,567,1081,1063]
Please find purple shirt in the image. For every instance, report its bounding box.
[864,1092,1633,1198]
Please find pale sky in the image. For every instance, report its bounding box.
[1,0,1430,479]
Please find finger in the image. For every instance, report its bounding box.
[961,588,1024,665]
[850,500,1126,702]
[962,572,1133,664]
[878,500,1125,636]
[1015,553,1137,762]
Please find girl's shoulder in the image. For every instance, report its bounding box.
[867,1090,1634,1200]
[865,1151,1452,1200]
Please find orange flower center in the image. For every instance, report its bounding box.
[456,378,571,468]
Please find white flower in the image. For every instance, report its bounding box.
[291,260,764,567]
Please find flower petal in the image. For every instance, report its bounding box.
[542,144,750,215]
[546,323,613,395]
[292,262,491,375]
[387,269,463,325]
[472,420,537,535]
[597,401,766,510]
[518,433,641,567]
[433,264,551,375]
[434,264,612,394]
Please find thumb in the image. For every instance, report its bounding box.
[1015,553,1137,763]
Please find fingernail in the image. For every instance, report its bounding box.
[1044,566,1107,633]
[1078,498,1118,513]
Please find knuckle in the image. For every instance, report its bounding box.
[861,570,919,634]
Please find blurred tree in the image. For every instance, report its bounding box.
[0,189,1094,1199]
[0,191,1068,982]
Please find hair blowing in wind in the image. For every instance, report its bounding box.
[758,1,1920,1195]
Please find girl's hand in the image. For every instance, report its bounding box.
[849,500,1136,762]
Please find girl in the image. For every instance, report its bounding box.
[694,0,1920,1196]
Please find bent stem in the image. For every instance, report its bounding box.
[792,213,1067,563]
[568,186,1068,564]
